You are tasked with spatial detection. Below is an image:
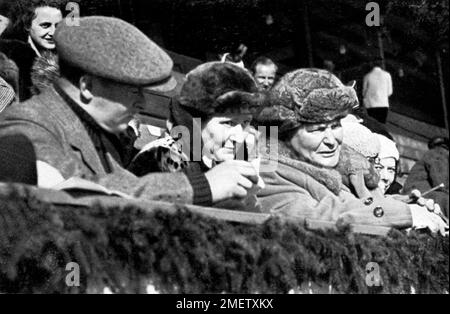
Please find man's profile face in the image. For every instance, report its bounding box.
[254,63,276,91]
[88,77,145,134]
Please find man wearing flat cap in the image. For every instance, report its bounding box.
[0,16,258,206]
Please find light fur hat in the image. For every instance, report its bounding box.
[258,68,358,134]
[342,119,380,158]
[376,134,400,160]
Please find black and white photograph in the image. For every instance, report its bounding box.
[0,0,448,297]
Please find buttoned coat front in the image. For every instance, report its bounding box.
[258,145,413,228]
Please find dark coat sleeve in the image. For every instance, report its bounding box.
[403,148,449,217]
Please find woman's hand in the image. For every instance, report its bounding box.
[205,160,259,203]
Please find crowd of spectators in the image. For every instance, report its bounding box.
[0,2,448,237]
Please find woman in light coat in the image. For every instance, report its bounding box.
[257,69,447,235]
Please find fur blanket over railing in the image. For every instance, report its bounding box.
[0,187,448,294]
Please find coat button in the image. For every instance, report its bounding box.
[373,206,384,218]
[364,197,374,206]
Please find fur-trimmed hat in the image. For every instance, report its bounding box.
[178,62,262,116]
[54,16,176,91]
[258,68,358,133]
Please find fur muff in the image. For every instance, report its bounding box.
[337,144,381,197]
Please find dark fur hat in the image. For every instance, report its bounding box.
[178,62,263,117]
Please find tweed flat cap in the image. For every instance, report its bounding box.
[54,16,176,91]
[258,68,358,133]
[179,62,262,116]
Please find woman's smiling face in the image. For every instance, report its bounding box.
[290,119,343,168]
[28,6,62,51]
[201,113,253,162]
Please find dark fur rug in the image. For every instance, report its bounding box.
[0,189,448,294]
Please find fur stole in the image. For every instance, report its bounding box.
[30,51,59,95]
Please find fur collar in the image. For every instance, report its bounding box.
[263,141,343,195]
[30,51,59,95]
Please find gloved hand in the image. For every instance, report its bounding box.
[409,204,449,236]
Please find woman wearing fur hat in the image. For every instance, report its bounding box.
[257,68,448,235]
[167,62,265,211]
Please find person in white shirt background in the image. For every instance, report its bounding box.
[362,60,393,124]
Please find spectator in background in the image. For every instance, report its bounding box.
[374,134,402,195]
[220,44,247,69]
[251,56,278,91]
[404,137,449,218]
[0,0,62,101]
[21,0,64,57]
[362,60,393,124]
